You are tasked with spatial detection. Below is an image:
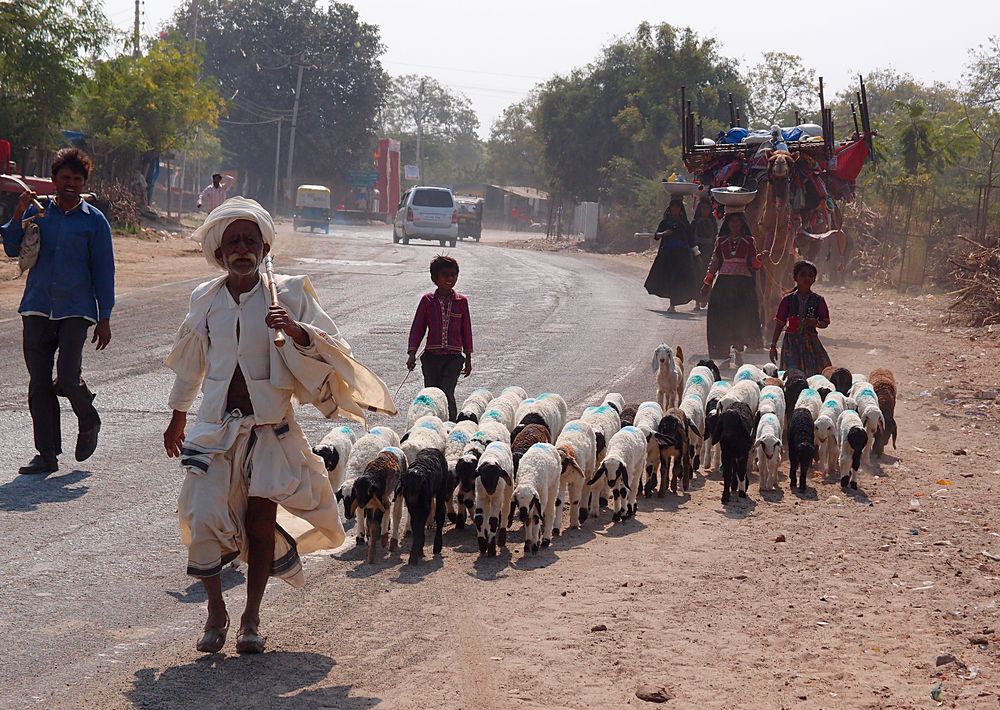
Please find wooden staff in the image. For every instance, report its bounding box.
[263,254,285,348]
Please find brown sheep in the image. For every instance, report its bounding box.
[822,366,853,396]
[619,402,640,427]
[511,423,550,474]
[869,368,898,456]
[353,448,406,564]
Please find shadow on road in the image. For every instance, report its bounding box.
[0,468,90,512]
[647,308,701,321]
[127,652,378,709]
[167,566,246,604]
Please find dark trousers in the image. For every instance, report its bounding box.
[22,316,99,458]
[420,352,465,422]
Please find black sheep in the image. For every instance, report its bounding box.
[396,448,452,565]
[619,403,640,427]
[826,367,853,396]
[787,408,817,491]
[782,369,808,432]
[719,402,753,504]
[654,409,689,497]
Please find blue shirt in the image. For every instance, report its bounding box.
[2,198,115,321]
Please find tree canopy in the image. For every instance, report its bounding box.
[0,0,111,160]
[169,0,387,201]
[744,52,817,127]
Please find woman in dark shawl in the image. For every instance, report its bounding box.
[643,198,698,313]
[700,212,763,361]
[692,198,718,309]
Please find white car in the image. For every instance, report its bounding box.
[393,186,458,247]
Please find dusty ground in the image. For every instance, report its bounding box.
[4,231,1000,709]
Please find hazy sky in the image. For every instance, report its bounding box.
[106,0,999,138]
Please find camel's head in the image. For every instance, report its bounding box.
[768,150,796,180]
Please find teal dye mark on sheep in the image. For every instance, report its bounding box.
[338,426,353,435]
[484,410,502,421]
[370,427,389,436]
[418,420,439,431]
[688,374,707,387]
[565,422,584,433]
[413,394,436,408]
[622,426,640,434]
[384,446,404,457]
[529,442,556,453]
[736,371,755,382]
[449,431,469,444]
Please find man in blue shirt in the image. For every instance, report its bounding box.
[2,148,115,474]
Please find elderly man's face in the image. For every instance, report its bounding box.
[216,219,269,276]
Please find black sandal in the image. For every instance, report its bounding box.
[196,613,229,653]
[235,628,265,654]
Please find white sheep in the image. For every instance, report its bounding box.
[453,420,512,521]
[683,366,715,404]
[653,343,684,410]
[837,409,869,489]
[338,426,401,544]
[815,393,846,475]
[456,388,494,424]
[794,388,823,421]
[406,387,448,429]
[312,424,356,492]
[719,379,760,415]
[851,373,869,387]
[632,401,664,482]
[602,392,626,417]
[807,374,836,398]
[858,399,885,465]
[679,391,705,471]
[480,389,524,431]
[554,419,598,530]
[758,385,786,427]
[511,442,562,554]
[513,393,566,441]
[754,412,783,492]
[444,420,480,473]
[500,385,528,402]
[581,403,623,514]
[473,442,515,557]
[734,364,766,387]
[762,362,779,378]
[587,426,646,523]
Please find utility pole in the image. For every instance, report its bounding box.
[272,118,282,213]
[415,78,425,182]
[132,0,141,57]
[284,62,305,211]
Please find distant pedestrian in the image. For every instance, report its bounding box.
[1,148,114,474]
[406,255,473,421]
[197,172,234,213]
[769,260,832,376]
[643,197,699,313]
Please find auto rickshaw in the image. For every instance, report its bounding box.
[293,184,331,233]
[454,195,483,241]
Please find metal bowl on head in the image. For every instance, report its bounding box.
[710,186,757,208]
[661,180,703,197]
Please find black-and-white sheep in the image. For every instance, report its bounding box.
[353,446,407,564]
[396,448,452,565]
[474,442,515,557]
[312,425,356,492]
[456,388,494,424]
[589,426,646,522]
[837,409,869,489]
[338,426,401,545]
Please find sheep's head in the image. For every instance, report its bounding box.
[311,444,340,472]
[478,462,512,495]
[756,434,781,461]
[814,415,835,443]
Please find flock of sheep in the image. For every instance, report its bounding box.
[310,346,899,565]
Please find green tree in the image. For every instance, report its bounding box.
[79,38,224,176]
[485,94,544,186]
[382,74,482,185]
[0,0,112,164]
[170,0,387,203]
[535,22,747,203]
[744,52,818,126]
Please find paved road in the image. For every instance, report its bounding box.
[0,224,705,707]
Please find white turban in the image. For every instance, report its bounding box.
[192,196,276,270]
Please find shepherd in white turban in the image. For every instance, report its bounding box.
[163,195,395,655]
[192,196,276,269]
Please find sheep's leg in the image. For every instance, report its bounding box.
[839,451,850,488]
[553,482,568,537]
[388,496,403,552]
[366,510,380,564]
[474,495,487,555]
[567,476,583,529]
[408,505,429,565]
[433,495,447,556]
[499,484,513,546]
[486,497,500,557]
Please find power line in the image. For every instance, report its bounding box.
[384,60,547,82]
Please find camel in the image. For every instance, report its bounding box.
[744,151,798,340]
